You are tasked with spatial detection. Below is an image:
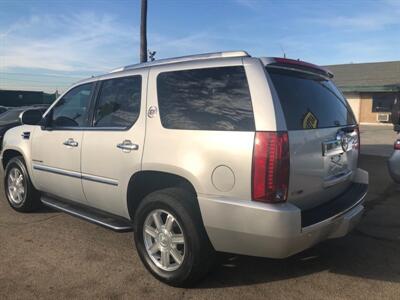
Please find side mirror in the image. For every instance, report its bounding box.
[19,109,43,125]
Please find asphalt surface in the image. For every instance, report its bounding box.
[1,127,400,299]
[359,124,398,157]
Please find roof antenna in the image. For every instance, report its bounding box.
[279,44,286,58]
[148,50,156,61]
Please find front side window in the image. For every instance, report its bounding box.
[157,66,255,131]
[94,76,141,128]
[51,83,94,127]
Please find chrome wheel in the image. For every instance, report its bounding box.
[143,209,185,272]
[7,167,26,205]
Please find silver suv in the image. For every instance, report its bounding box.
[1,51,368,286]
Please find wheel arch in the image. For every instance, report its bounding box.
[2,144,37,189]
[126,170,200,220]
[2,148,24,170]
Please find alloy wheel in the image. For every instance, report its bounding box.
[143,209,185,272]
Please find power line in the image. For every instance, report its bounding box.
[0,82,63,86]
[0,82,68,88]
[0,77,74,84]
[0,71,85,79]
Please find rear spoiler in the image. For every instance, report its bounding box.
[261,57,334,78]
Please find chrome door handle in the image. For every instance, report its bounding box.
[63,138,79,147]
[117,140,139,151]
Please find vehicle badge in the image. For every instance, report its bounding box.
[336,131,349,152]
[148,106,158,118]
[302,111,318,129]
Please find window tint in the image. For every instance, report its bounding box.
[267,68,356,130]
[157,66,254,131]
[372,93,398,113]
[51,83,94,127]
[94,76,141,128]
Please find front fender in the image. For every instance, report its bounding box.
[1,125,38,186]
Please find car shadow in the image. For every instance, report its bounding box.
[360,144,394,157]
[32,205,57,214]
[197,226,400,288]
[197,154,400,288]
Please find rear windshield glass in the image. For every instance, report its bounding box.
[267,67,356,130]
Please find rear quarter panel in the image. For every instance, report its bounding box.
[143,57,277,199]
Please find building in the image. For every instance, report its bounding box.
[0,90,56,107]
[326,61,400,124]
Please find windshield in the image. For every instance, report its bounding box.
[267,67,356,130]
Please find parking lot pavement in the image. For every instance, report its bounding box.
[360,124,398,157]
[1,155,400,300]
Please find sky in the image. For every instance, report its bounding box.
[1,0,400,93]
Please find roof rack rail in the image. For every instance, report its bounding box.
[110,50,250,73]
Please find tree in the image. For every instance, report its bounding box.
[140,0,148,63]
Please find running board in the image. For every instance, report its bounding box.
[41,196,133,232]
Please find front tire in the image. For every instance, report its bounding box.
[134,187,215,287]
[4,156,41,212]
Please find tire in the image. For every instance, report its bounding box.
[4,156,41,212]
[134,187,215,287]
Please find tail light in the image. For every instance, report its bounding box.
[252,131,290,203]
[395,140,400,150]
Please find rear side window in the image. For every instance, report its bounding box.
[94,76,141,128]
[157,66,255,131]
[267,68,356,130]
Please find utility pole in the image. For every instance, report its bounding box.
[140,0,148,63]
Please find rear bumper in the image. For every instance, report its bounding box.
[388,151,400,183]
[198,168,368,258]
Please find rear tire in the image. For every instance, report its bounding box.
[4,156,41,212]
[134,187,215,287]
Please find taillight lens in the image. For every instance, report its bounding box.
[252,131,290,203]
[395,140,400,150]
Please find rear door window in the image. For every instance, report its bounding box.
[157,66,255,131]
[93,76,141,128]
[267,68,356,130]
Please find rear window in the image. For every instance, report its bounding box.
[157,66,255,131]
[267,68,356,130]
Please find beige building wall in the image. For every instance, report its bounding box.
[358,93,389,124]
[344,92,386,124]
[344,92,390,124]
[359,94,376,123]
[345,93,361,122]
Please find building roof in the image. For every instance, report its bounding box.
[325,60,400,93]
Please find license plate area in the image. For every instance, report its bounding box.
[322,138,350,186]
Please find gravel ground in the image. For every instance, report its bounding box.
[0,154,399,299]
